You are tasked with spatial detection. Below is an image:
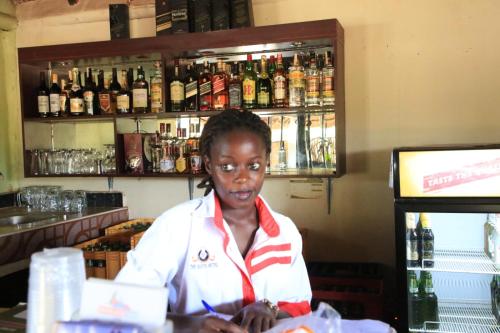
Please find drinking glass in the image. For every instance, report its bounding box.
[71,190,87,213]
[61,190,74,213]
[43,186,62,212]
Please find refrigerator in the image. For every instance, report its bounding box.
[393,145,500,333]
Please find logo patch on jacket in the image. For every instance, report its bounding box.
[190,247,218,269]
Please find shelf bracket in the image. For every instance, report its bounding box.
[188,176,194,200]
[327,177,333,215]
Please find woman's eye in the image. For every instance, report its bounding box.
[221,164,235,172]
[249,162,261,171]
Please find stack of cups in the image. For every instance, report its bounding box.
[27,248,86,333]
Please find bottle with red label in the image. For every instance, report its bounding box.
[198,61,212,111]
[212,59,229,110]
[273,53,287,108]
[242,54,257,109]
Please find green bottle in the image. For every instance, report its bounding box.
[242,54,257,109]
[419,271,439,330]
[408,271,424,329]
[419,213,435,268]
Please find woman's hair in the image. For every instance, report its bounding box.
[197,110,271,195]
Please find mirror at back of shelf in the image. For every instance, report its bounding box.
[25,37,339,177]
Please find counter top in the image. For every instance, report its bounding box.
[0,207,127,237]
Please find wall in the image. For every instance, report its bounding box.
[0,1,21,193]
[11,0,500,275]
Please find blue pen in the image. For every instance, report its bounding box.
[202,299,219,317]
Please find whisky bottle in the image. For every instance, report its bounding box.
[170,63,185,111]
[268,55,276,80]
[109,67,121,114]
[198,61,212,111]
[321,51,335,106]
[212,59,228,110]
[151,61,163,113]
[37,71,49,117]
[83,69,96,115]
[288,53,305,107]
[305,54,320,107]
[257,55,272,108]
[184,63,198,111]
[133,65,149,113]
[117,69,131,113]
[49,73,61,117]
[69,68,84,115]
[97,70,111,114]
[228,62,242,110]
[160,145,175,173]
[242,54,257,109]
[273,53,287,108]
[59,79,70,115]
[190,138,202,175]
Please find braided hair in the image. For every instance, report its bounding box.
[197,110,272,195]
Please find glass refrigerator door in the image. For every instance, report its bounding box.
[403,210,500,332]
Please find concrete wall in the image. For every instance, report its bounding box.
[9,0,500,274]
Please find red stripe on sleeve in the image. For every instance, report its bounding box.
[277,300,312,317]
[248,256,291,275]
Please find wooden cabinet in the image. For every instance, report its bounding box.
[18,19,345,178]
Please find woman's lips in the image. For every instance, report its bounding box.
[231,190,253,200]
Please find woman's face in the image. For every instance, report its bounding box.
[204,130,268,211]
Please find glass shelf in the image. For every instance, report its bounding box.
[409,300,500,333]
[408,249,500,274]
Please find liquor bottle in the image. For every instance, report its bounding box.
[268,55,276,80]
[408,271,424,329]
[305,54,320,107]
[97,70,111,114]
[160,145,175,173]
[257,55,272,108]
[198,61,212,111]
[322,51,335,106]
[485,213,496,260]
[228,62,242,110]
[133,65,149,113]
[109,67,121,114]
[419,213,434,268]
[116,70,130,113]
[278,141,287,170]
[49,73,61,117]
[189,129,202,174]
[184,63,198,111]
[175,131,188,173]
[127,67,134,108]
[37,71,50,117]
[59,79,70,115]
[273,53,287,108]
[288,53,305,107]
[212,59,229,110]
[83,70,96,115]
[170,63,185,111]
[151,61,163,113]
[69,68,84,115]
[406,213,419,267]
[242,54,257,109]
[419,271,439,330]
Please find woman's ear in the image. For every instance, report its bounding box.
[203,155,212,175]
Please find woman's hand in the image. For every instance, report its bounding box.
[200,316,248,333]
[231,301,278,333]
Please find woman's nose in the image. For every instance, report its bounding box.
[234,167,249,183]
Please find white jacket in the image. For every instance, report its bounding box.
[116,190,312,317]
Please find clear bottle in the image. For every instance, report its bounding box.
[109,67,121,114]
[406,212,419,268]
[228,62,242,110]
[278,141,287,170]
[69,68,84,115]
[321,51,335,106]
[133,65,149,113]
[242,54,257,109]
[117,69,131,114]
[305,54,320,107]
[37,71,50,117]
[419,213,434,268]
[49,73,61,117]
[59,78,70,115]
[160,145,175,173]
[288,53,305,107]
[212,59,229,110]
[257,55,272,108]
[198,61,212,111]
[97,70,111,114]
[151,61,163,113]
[170,63,185,112]
[273,53,287,108]
[184,63,198,111]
